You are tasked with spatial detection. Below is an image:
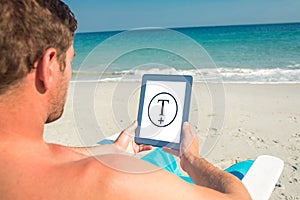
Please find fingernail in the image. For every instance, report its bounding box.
[183,122,189,125]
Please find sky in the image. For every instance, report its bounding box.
[63,0,300,33]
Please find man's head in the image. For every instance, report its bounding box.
[0,0,77,94]
[0,0,77,122]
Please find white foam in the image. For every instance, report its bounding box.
[71,67,300,83]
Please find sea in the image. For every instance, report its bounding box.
[72,23,300,83]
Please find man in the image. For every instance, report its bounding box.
[0,0,251,199]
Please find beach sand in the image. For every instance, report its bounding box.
[44,82,300,199]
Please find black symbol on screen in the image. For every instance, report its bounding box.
[148,92,178,127]
[157,99,169,124]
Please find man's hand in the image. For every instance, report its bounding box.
[163,122,199,172]
[113,121,152,154]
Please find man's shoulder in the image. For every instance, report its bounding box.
[75,154,158,185]
[70,154,159,199]
[37,154,118,199]
[77,154,201,199]
[0,147,204,199]
[0,144,121,199]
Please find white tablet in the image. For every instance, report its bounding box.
[135,74,193,149]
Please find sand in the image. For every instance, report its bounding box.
[44,82,300,199]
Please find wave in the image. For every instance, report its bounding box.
[287,63,300,69]
[71,67,300,83]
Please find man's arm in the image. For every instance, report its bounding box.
[69,121,152,156]
[163,122,251,199]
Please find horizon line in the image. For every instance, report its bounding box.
[76,21,300,34]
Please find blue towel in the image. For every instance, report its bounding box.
[141,147,254,184]
[224,159,254,180]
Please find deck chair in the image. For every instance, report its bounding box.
[241,155,284,200]
[98,135,284,200]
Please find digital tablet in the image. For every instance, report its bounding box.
[135,74,193,149]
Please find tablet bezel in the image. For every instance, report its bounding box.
[135,74,193,149]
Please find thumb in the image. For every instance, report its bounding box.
[123,120,137,137]
[180,122,199,158]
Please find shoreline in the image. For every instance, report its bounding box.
[44,82,300,199]
[70,79,300,85]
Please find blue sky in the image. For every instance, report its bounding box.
[63,0,300,33]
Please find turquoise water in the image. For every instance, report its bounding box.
[72,23,300,82]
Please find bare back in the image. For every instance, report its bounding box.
[0,141,211,200]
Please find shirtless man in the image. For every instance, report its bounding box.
[0,0,251,199]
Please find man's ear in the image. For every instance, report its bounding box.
[35,48,57,92]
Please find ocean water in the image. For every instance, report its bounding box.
[72,23,300,83]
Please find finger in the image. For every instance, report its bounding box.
[182,122,194,138]
[182,122,197,145]
[132,143,152,154]
[162,147,180,157]
[181,122,199,157]
[123,120,138,137]
[139,145,152,152]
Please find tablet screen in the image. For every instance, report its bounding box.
[139,80,187,143]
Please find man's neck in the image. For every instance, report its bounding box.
[0,89,46,143]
